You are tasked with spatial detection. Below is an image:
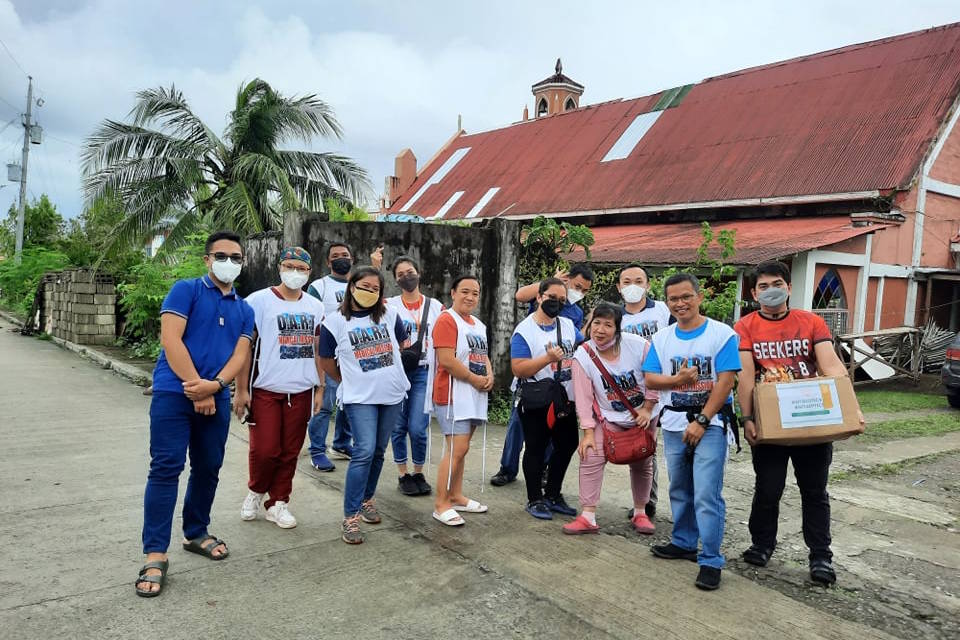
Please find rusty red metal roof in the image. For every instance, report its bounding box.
[389,23,960,221]
[566,217,888,265]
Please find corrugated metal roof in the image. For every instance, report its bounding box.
[566,217,888,265]
[389,23,960,220]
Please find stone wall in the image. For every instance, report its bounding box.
[40,269,117,345]
[239,216,523,384]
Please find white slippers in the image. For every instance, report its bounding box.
[453,499,488,514]
[433,509,465,526]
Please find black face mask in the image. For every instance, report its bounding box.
[540,298,561,319]
[330,257,352,275]
[397,274,420,292]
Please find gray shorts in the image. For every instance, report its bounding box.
[435,410,485,436]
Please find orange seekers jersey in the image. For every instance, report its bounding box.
[734,309,833,382]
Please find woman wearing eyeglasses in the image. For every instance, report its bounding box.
[233,247,325,530]
[318,266,411,544]
[511,277,583,520]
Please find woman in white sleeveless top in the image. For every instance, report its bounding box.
[566,302,659,535]
[428,275,494,526]
[319,266,411,545]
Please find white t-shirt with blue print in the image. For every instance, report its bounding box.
[642,318,740,432]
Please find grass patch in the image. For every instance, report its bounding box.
[862,413,960,442]
[857,389,944,413]
[831,451,950,482]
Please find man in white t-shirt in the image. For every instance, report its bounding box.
[233,246,325,529]
[305,242,383,470]
[642,273,740,591]
[616,263,673,523]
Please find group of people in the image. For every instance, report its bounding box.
[134,229,864,598]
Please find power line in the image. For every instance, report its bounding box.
[0,93,19,114]
[44,132,81,147]
[0,36,28,78]
[0,117,16,136]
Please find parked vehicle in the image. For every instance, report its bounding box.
[943,333,960,409]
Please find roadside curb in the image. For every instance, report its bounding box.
[0,309,152,387]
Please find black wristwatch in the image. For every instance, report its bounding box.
[215,376,228,391]
[694,413,710,427]
[741,415,755,423]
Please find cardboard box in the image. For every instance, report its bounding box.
[754,375,864,445]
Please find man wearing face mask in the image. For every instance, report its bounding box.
[490,263,594,487]
[735,261,865,586]
[136,230,255,598]
[232,247,325,529]
[306,242,358,470]
[617,264,672,522]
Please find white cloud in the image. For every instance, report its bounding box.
[1,0,959,220]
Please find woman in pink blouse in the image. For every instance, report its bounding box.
[565,302,659,535]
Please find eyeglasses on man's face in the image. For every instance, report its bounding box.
[667,293,697,305]
[208,252,244,265]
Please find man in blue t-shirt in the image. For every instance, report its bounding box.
[642,273,740,592]
[135,230,255,598]
[490,264,594,487]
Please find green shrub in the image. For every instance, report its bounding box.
[487,389,514,425]
[0,248,70,315]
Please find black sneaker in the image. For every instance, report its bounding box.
[742,544,773,567]
[694,566,722,590]
[809,558,837,585]
[650,543,698,561]
[398,474,419,496]
[490,470,515,487]
[545,494,577,516]
[411,472,432,495]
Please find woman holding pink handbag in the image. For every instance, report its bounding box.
[565,302,660,535]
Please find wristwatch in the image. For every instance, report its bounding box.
[741,415,755,423]
[694,413,710,427]
[215,376,228,390]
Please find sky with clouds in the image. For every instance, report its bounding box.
[1,0,959,220]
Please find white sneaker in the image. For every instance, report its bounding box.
[265,501,297,529]
[241,490,263,521]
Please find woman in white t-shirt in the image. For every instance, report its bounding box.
[511,277,584,521]
[386,256,444,498]
[566,302,659,535]
[233,246,324,530]
[319,266,411,545]
[428,275,494,526]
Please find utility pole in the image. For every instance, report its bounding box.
[14,76,33,264]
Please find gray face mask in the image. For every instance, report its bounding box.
[757,286,789,307]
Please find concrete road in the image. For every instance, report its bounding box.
[0,318,892,640]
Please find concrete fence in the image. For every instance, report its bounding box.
[39,269,117,345]
[239,214,523,384]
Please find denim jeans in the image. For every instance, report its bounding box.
[342,403,402,517]
[391,365,430,466]
[142,391,231,553]
[662,426,729,569]
[307,374,352,457]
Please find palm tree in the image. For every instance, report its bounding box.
[82,78,372,254]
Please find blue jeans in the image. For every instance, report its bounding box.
[499,404,553,478]
[142,392,231,553]
[662,427,729,569]
[392,366,429,466]
[343,403,402,517]
[307,374,352,457]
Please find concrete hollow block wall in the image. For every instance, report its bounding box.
[39,269,117,346]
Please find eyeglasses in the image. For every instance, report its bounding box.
[281,264,311,274]
[208,252,244,265]
[667,294,697,305]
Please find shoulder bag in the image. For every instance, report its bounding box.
[518,320,571,424]
[400,297,432,373]
[581,342,656,464]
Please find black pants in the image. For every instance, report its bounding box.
[519,403,579,503]
[748,442,833,561]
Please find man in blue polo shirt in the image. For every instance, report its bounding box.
[135,230,255,598]
[490,264,594,487]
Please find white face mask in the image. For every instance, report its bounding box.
[566,289,584,305]
[280,270,309,290]
[211,260,242,284]
[621,284,646,304]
